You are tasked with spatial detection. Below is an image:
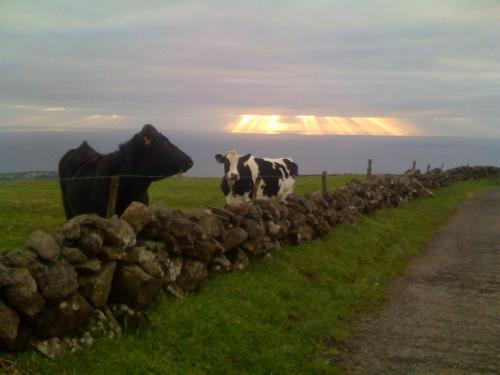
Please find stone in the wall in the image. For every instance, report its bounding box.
[120,201,155,234]
[150,204,173,227]
[183,238,218,264]
[241,217,266,240]
[77,227,104,256]
[111,265,163,309]
[125,247,164,278]
[31,260,78,301]
[162,257,183,283]
[53,220,81,246]
[27,230,60,263]
[2,267,45,320]
[196,214,226,239]
[0,300,20,351]
[226,248,250,272]
[169,211,196,238]
[222,227,248,252]
[2,249,39,268]
[208,254,232,273]
[75,259,102,275]
[0,262,14,287]
[79,262,117,308]
[176,259,208,292]
[156,230,182,257]
[34,293,94,339]
[61,247,88,264]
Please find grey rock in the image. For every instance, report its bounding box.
[163,257,183,282]
[34,293,94,339]
[222,227,248,252]
[209,254,232,273]
[53,221,81,246]
[126,247,164,278]
[68,214,136,249]
[61,247,88,264]
[197,214,226,238]
[31,260,78,300]
[176,259,208,292]
[150,204,173,228]
[77,227,104,256]
[2,267,45,319]
[2,249,38,268]
[227,248,250,272]
[111,265,162,309]
[79,262,117,308]
[0,300,20,351]
[120,201,155,234]
[0,262,14,287]
[183,239,218,264]
[75,259,102,275]
[27,230,60,263]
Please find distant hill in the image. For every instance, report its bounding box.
[0,171,58,181]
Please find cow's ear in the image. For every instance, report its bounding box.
[215,154,225,163]
[241,154,252,162]
[144,136,152,147]
[141,124,156,135]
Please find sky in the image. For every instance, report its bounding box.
[1,1,500,137]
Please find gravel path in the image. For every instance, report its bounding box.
[341,187,500,375]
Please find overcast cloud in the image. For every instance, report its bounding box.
[1,0,499,136]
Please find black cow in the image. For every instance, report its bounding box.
[59,124,193,219]
[215,150,298,206]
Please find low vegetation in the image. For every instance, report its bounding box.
[1,178,497,374]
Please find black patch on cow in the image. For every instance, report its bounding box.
[58,124,193,219]
[253,158,288,198]
[283,159,298,178]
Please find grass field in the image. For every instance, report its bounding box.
[1,178,497,374]
[0,174,361,252]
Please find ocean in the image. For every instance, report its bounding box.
[1,129,499,176]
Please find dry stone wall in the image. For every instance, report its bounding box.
[0,165,499,357]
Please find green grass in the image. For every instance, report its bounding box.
[0,174,362,252]
[2,178,497,375]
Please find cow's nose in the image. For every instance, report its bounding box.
[229,173,239,181]
[186,158,193,169]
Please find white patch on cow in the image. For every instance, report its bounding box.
[225,150,241,181]
[245,157,296,202]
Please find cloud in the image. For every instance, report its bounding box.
[0,1,499,136]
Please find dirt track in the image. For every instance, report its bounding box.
[341,187,500,374]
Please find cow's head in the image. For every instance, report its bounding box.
[129,124,193,177]
[215,150,251,184]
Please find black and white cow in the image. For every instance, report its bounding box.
[215,150,298,206]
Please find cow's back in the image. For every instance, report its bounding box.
[59,142,104,218]
[254,157,298,200]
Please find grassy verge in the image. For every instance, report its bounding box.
[2,178,497,375]
[0,174,362,251]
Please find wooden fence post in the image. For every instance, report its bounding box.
[106,176,120,218]
[252,176,261,200]
[367,159,372,179]
[426,164,430,173]
[321,171,327,193]
[440,163,445,171]
[412,160,417,171]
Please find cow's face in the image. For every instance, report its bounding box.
[215,150,251,185]
[133,124,193,176]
